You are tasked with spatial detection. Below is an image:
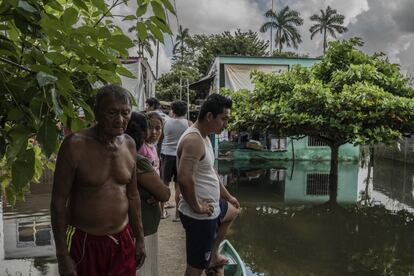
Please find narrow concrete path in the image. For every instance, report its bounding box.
[157,186,224,276]
[158,186,186,276]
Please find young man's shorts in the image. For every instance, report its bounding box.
[66,224,136,276]
[160,154,177,183]
[179,199,229,269]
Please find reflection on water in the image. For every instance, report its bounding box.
[220,158,414,276]
[1,158,414,275]
[1,169,58,275]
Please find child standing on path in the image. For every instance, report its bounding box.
[139,112,163,175]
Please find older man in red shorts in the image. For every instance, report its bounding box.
[51,84,145,276]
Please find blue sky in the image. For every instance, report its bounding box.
[114,0,414,76]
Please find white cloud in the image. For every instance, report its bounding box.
[109,0,414,75]
[173,0,263,35]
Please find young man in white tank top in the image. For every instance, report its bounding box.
[176,94,240,276]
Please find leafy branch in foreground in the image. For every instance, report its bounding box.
[0,0,175,203]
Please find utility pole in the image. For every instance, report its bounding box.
[186,79,190,120]
[270,0,274,56]
[179,78,182,100]
[155,41,159,79]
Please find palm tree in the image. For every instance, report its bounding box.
[260,6,304,53]
[128,25,156,58]
[310,6,348,53]
[172,25,189,64]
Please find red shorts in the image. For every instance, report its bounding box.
[66,224,137,276]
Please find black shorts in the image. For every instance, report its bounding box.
[161,154,177,183]
[179,200,229,269]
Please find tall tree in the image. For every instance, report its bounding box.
[260,6,304,53]
[188,29,269,75]
[310,6,348,53]
[226,38,414,203]
[172,25,190,64]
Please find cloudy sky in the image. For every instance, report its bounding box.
[114,0,414,76]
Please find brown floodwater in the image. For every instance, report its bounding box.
[1,157,413,275]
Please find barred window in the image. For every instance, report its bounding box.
[308,137,328,147]
[270,138,287,151]
[306,173,329,195]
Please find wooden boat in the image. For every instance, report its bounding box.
[219,239,247,276]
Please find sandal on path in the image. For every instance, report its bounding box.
[164,202,176,209]
[161,210,170,219]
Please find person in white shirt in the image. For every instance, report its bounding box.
[160,100,192,220]
[176,94,240,276]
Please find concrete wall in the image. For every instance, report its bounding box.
[228,137,359,161]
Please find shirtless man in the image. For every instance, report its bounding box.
[177,93,240,276]
[51,84,145,276]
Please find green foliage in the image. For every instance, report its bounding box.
[157,29,269,103]
[156,64,199,102]
[187,29,269,75]
[227,38,414,148]
[0,0,175,203]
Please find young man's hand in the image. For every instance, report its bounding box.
[199,199,214,216]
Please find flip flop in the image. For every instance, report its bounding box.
[160,210,170,219]
[165,202,176,209]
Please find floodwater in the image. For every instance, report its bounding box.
[1,157,414,275]
[220,158,414,276]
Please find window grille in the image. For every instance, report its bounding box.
[308,137,328,147]
[270,138,287,151]
[306,173,329,195]
[17,217,52,248]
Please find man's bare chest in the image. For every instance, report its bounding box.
[75,145,134,187]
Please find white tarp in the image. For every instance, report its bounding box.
[224,64,288,91]
[120,58,155,112]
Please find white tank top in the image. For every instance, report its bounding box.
[177,127,220,219]
[161,117,188,156]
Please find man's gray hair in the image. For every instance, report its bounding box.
[94,84,131,114]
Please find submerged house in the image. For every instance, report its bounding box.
[120,56,156,111]
[190,56,359,161]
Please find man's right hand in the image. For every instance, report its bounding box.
[198,199,214,216]
[57,254,77,276]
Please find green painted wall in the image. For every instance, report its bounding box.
[228,137,359,161]
[283,161,359,204]
[217,56,319,67]
[217,160,359,205]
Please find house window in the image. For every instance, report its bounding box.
[270,169,286,182]
[306,173,329,195]
[17,217,53,248]
[270,138,287,151]
[308,137,328,147]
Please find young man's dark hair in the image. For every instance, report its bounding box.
[171,100,187,117]
[146,97,161,110]
[197,93,232,121]
[94,84,131,115]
